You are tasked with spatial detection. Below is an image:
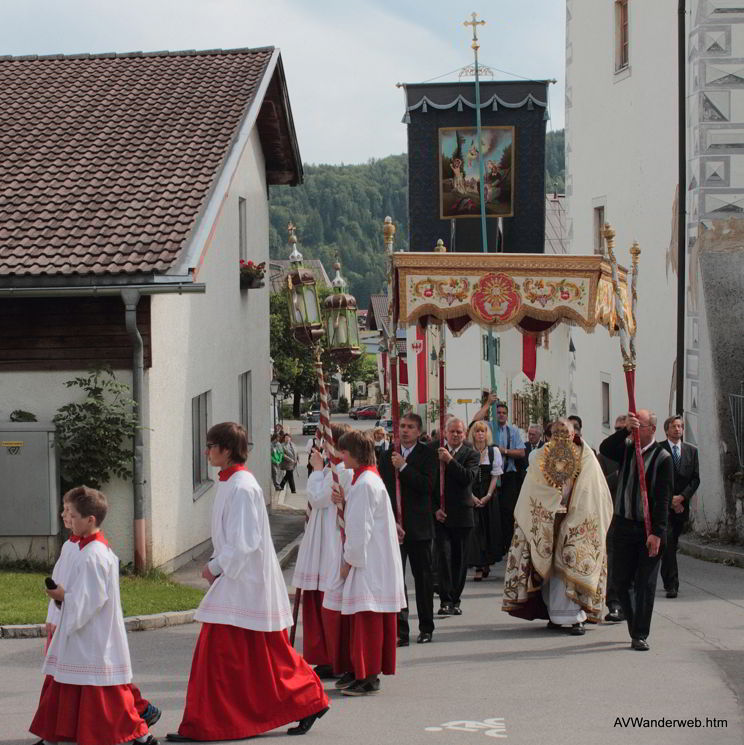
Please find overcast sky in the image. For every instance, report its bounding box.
[1,0,565,164]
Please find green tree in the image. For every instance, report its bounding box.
[53,368,139,489]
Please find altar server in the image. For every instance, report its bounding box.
[30,486,154,745]
[167,422,328,741]
[328,429,406,696]
[292,422,353,677]
[45,495,161,727]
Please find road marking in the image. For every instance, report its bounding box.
[425,719,507,738]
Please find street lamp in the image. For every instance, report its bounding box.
[324,262,361,363]
[270,378,280,432]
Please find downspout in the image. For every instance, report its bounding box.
[121,288,146,572]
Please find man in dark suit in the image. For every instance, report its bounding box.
[599,409,673,651]
[379,412,438,645]
[435,417,480,616]
[600,415,628,623]
[658,415,700,598]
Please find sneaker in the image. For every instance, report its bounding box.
[334,671,356,690]
[142,703,162,728]
[341,678,380,696]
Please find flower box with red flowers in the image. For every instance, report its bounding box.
[239,260,266,289]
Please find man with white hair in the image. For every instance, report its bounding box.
[599,409,673,651]
[434,417,480,616]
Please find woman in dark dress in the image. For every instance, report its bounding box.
[466,420,504,580]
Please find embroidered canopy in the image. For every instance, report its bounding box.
[392,252,634,337]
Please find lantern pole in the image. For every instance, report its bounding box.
[603,224,652,540]
[384,217,404,532]
[286,225,361,645]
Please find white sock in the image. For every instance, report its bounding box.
[134,735,150,743]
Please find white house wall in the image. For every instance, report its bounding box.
[566,0,679,450]
[147,126,271,569]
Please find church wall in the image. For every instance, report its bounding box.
[565,0,680,457]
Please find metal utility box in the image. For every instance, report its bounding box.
[0,422,59,535]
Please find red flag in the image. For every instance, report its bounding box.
[522,334,537,381]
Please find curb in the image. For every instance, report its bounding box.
[679,536,744,569]
[0,532,305,640]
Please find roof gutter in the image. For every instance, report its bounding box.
[0,282,205,298]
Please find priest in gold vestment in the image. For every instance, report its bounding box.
[502,419,613,634]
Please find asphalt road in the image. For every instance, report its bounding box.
[3,553,743,745]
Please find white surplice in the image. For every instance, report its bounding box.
[541,576,587,625]
[195,470,293,632]
[323,469,405,615]
[45,538,79,627]
[42,538,133,686]
[292,464,353,591]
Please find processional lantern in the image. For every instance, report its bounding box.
[324,262,361,363]
[286,222,324,345]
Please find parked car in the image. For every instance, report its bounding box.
[375,418,393,435]
[356,406,380,420]
[302,412,321,436]
[348,406,362,419]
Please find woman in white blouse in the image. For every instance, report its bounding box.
[466,420,504,580]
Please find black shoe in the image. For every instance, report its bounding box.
[570,622,585,636]
[341,678,380,696]
[546,620,563,630]
[437,604,453,616]
[142,703,162,728]
[287,706,329,735]
[334,671,356,690]
[604,609,625,623]
[166,735,198,742]
[139,737,159,745]
[666,590,678,598]
[417,632,432,644]
[451,605,463,616]
[631,638,650,651]
[396,637,409,647]
[313,664,336,679]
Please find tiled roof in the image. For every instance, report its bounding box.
[0,48,298,277]
[545,194,567,254]
[367,294,389,336]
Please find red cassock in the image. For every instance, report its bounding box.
[349,611,397,679]
[302,590,352,674]
[30,676,147,745]
[177,623,329,741]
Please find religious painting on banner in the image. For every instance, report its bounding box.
[439,126,514,219]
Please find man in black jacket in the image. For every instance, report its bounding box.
[435,417,480,616]
[599,409,673,651]
[379,412,438,645]
[658,415,700,598]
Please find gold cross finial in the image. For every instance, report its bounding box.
[464,12,486,50]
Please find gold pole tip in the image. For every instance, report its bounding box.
[602,223,615,240]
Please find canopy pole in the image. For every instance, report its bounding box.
[384,217,403,531]
[604,225,652,540]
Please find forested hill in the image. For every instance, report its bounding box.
[268,130,565,307]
